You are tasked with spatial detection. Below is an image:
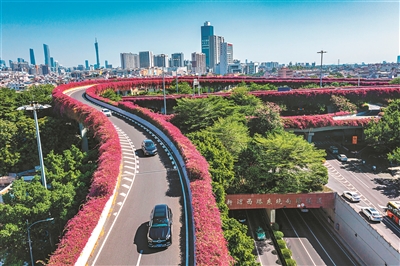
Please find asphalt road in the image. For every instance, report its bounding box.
[325,156,400,247]
[67,88,188,265]
[276,208,358,266]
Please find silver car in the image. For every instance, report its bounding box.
[362,207,383,222]
[342,191,361,202]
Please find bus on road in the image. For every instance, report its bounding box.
[386,201,400,226]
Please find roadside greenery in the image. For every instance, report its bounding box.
[365,99,400,162]
[0,85,97,264]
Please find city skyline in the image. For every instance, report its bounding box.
[1,0,399,68]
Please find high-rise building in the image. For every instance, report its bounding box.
[209,35,224,71]
[201,21,214,68]
[50,57,54,69]
[191,52,206,74]
[43,44,50,66]
[219,42,233,75]
[94,38,100,69]
[85,60,89,70]
[139,51,153,68]
[120,53,140,69]
[171,53,184,67]
[154,54,168,68]
[397,55,400,64]
[17,58,25,63]
[29,49,36,65]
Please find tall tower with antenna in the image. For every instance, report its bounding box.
[94,38,100,69]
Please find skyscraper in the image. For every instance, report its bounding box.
[220,42,233,75]
[85,60,89,70]
[95,38,100,69]
[43,44,50,66]
[397,55,400,64]
[201,21,214,68]
[121,53,140,69]
[139,51,153,68]
[191,52,206,74]
[209,35,224,71]
[29,48,36,65]
[171,53,184,67]
[154,54,168,67]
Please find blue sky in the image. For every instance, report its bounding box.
[1,0,399,68]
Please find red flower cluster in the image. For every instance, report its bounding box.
[48,81,122,264]
[281,114,373,129]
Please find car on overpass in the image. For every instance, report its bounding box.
[147,204,173,248]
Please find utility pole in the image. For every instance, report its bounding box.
[317,50,327,88]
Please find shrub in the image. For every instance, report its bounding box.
[273,230,284,240]
[281,248,292,259]
[286,258,297,266]
[271,223,279,231]
[277,239,286,249]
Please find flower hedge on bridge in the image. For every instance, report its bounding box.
[48,82,122,264]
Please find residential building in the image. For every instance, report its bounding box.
[209,35,224,71]
[139,51,153,68]
[120,53,139,69]
[201,21,214,68]
[43,44,50,66]
[94,38,100,69]
[246,61,259,75]
[191,52,206,74]
[154,54,169,68]
[171,53,184,67]
[278,67,294,78]
[29,49,36,65]
[219,42,233,75]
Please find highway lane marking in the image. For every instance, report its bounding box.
[309,211,358,266]
[124,156,136,160]
[91,127,138,266]
[281,210,317,265]
[124,160,136,165]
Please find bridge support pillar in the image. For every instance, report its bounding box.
[266,209,276,224]
[305,132,314,143]
[79,123,89,152]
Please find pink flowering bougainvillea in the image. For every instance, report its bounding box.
[48,81,122,264]
[46,77,397,265]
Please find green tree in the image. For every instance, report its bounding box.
[330,95,357,113]
[205,116,250,160]
[365,99,400,160]
[169,81,193,94]
[229,87,263,116]
[0,119,20,175]
[231,132,327,194]
[171,96,238,133]
[100,88,122,102]
[187,132,234,189]
[222,217,260,266]
[248,102,283,136]
[389,77,400,84]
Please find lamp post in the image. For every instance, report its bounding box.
[161,54,167,115]
[17,101,51,189]
[317,50,327,88]
[27,218,54,266]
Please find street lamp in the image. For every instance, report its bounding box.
[161,54,167,115]
[17,101,51,189]
[317,50,327,88]
[27,218,54,266]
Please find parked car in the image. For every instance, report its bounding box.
[342,191,361,202]
[101,108,112,117]
[147,204,173,248]
[141,139,158,156]
[362,207,383,222]
[255,226,266,240]
[337,154,348,162]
